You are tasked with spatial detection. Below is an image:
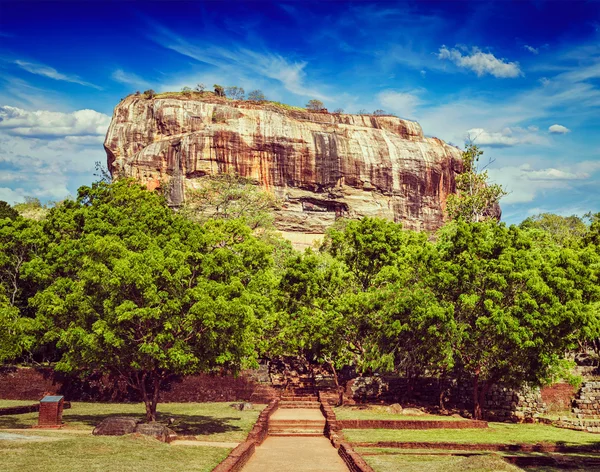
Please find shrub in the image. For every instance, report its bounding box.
[248,89,266,102]
[306,99,325,111]
[213,84,225,97]
[225,86,245,100]
[143,89,156,99]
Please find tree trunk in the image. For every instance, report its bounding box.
[138,372,158,422]
[472,374,482,420]
[326,360,344,406]
[472,374,492,421]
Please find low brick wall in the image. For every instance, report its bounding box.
[540,383,576,412]
[246,399,279,445]
[211,399,279,472]
[338,441,375,472]
[0,367,261,403]
[211,440,256,472]
[351,441,600,453]
[0,367,56,400]
[338,419,488,429]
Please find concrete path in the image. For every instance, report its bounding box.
[241,436,349,472]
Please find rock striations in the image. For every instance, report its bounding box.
[105,94,465,243]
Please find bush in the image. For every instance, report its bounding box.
[248,90,266,102]
[195,83,206,92]
[143,89,156,99]
[213,84,225,97]
[225,86,245,100]
[306,99,324,111]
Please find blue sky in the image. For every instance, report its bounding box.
[0,0,599,224]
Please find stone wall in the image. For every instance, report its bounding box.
[572,381,600,417]
[343,375,548,421]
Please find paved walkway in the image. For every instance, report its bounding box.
[241,436,349,472]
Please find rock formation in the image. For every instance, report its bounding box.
[105,94,470,244]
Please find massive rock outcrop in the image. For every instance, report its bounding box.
[105,94,466,244]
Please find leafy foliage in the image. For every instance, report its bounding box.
[0,201,18,221]
[446,144,506,223]
[247,89,266,102]
[306,99,325,111]
[225,86,245,100]
[29,180,274,421]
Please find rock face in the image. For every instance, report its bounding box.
[105,95,466,241]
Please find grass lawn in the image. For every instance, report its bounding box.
[355,448,600,472]
[0,431,230,472]
[334,405,469,421]
[344,423,600,448]
[358,450,521,472]
[0,401,265,442]
[0,400,37,409]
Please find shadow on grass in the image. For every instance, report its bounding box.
[55,412,244,436]
[0,415,37,429]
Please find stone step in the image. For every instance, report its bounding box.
[268,432,325,437]
[280,395,318,402]
[279,401,321,409]
[269,420,326,427]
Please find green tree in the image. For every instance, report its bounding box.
[213,84,225,97]
[306,99,325,111]
[0,201,18,221]
[520,213,587,248]
[247,90,266,102]
[30,180,274,421]
[446,144,506,223]
[225,86,245,100]
[180,173,280,231]
[427,221,600,419]
[195,83,206,92]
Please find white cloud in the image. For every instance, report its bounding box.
[377,90,421,118]
[524,45,539,55]
[466,127,546,147]
[151,25,330,100]
[548,124,570,134]
[489,163,594,204]
[14,60,101,90]
[437,46,522,78]
[0,106,110,139]
[111,69,152,90]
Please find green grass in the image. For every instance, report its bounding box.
[0,400,37,409]
[356,448,600,472]
[359,451,521,472]
[344,422,600,448]
[0,431,230,472]
[334,406,469,421]
[0,402,264,442]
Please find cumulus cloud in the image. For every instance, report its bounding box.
[377,90,421,118]
[0,106,110,139]
[489,163,593,204]
[437,46,522,78]
[548,124,571,134]
[466,127,546,147]
[14,60,101,90]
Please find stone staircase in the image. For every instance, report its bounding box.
[268,372,326,437]
[268,417,326,437]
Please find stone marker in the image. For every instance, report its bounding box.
[35,395,64,428]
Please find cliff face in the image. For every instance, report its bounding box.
[105,95,465,239]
